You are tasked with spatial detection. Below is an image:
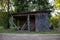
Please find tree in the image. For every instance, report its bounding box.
[0,0,10,29]
[0,0,7,12]
[54,0,60,10]
[49,0,60,29]
[12,0,51,12]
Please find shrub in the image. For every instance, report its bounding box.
[0,12,9,29]
[49,13,60,29]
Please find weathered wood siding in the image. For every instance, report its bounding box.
[35,13,49,32]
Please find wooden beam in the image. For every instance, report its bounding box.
[21,21,27,31]
[9,16,14,31]
[12,13,41,16]
[27,15,30,32]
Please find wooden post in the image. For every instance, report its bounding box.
[9,16,13,30]
[35,15,40,32]
[27,15,30,32]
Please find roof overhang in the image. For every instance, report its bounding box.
[10,10,51,16]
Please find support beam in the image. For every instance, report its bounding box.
[27,15,30,32]
[9,16,14,30]
[21,21,27,31]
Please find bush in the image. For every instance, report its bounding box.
[0,12,9,29]
[49,13,60,29]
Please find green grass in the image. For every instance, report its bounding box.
[0,26,60,34]
[0,30,60,34]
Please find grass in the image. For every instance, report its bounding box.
[0,26,60,34]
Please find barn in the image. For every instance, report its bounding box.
[9,10,51,32]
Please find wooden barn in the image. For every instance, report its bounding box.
[9,10,51,32]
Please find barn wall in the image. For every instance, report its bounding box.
[35,13,49,32]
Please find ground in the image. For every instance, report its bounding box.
[0,34,60,40]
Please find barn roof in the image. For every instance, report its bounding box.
[10,10,51,16]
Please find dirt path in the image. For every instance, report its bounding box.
[0,34,60,40]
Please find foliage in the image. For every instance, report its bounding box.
[12,0,52,12]
[0,11,9,29]
[54,0,60,10]
[49,0,60,29]
[0,0,53,12]
[0,0,7,12]
[0,0,15,12]
[49,13,60,29]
